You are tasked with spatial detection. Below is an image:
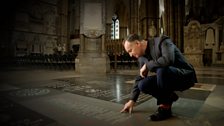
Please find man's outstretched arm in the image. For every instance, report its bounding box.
[120,76,143,113]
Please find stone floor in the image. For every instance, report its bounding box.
[0,66,224,126]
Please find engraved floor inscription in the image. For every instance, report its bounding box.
[48,97,132,125]
[46,75,152,105]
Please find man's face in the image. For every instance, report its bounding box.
[124,40,143,58]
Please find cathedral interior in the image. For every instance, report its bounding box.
[0,0,224,126]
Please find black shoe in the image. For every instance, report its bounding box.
[149,107,172,121]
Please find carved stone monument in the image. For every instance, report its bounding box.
[75,0,110,74]
[184,17,224,66]
[184,20,203,67]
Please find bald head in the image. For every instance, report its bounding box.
[125,34,144,43]
[123,34,146,58]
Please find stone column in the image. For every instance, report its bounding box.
[164,0,174,38]
[138,0,159,39]
[175,0,185,51]
[164,0,184,51]
[75,0,110,74]
[57,0,68,52]
[129,0,139,34]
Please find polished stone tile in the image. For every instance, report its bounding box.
[16,93,132,126]
[0,66,224,126]
[0,97,56,126]
[45,75,152,105]
[176,89,211,101]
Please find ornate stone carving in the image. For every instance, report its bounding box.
[149,21,156,37]
[83,30,103,38]
[29,1,44,23]
[185,20,202,53]
[184,20,203,66]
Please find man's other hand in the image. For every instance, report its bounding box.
[140,64,148,78]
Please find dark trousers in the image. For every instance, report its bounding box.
[136,66,194,105]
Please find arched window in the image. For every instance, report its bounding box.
[111,14,119,40]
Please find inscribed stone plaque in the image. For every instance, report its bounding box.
[83,3,102,30]
[80,0,105,37]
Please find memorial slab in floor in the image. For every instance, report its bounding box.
[46,75,152,105]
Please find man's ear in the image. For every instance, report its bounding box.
[136,41,141,46]
[122,40,125,46]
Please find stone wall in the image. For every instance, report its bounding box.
[12,0,68,56]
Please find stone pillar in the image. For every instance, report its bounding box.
[164,0,184,51]
[75,0,110,74]
[164,0,174,39]
[57,0,68,52]
[139,0,159,38]
[129,0,139,34]
[175,0,185,51]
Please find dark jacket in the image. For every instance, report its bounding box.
[130,36,197,102]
